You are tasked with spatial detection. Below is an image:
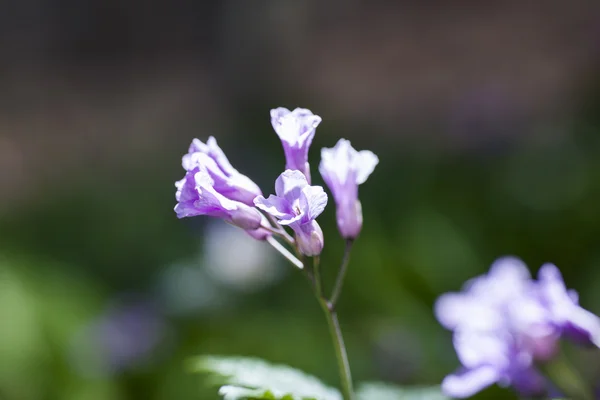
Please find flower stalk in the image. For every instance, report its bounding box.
[330,240,353,309]
[318,298,355,400]
[540,347,594,400]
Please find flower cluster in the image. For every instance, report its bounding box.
[435,257,600,398]
[174,107,378,257]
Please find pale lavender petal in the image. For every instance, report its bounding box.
[206,136,238,176]
[188,138,209,153]
[453,331,510,369]
[299,185,328,222]
[434,293,503,331]
[319,139,354,186]
[254,195,293,220]
[354,149,379,185]
[467,256,531,303]
[271,107,321,147]
[441,366,500,398]
[275,170,308,202]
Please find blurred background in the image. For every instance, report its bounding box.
[2,1,600,399]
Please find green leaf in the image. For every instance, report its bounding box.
[189,355,342,400]
[356,382,449,400]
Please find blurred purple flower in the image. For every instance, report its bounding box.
[71,298,167,375]
[319,139,378,239]
[254,170,327,256]
[175,168,263,232]
[96,302,165,370]
[270,107,322,183]
[182,137,262,206]
[434,257,600,398]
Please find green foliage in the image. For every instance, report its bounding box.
[190,355,342,400]
[356,382,448,400]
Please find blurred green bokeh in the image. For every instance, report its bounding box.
[2,3,600,399]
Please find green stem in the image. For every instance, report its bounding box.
[313,256,323,296]
[312,256,355,400]
[540,348,593,400]
[330,240,353,308]
[318,300,355,400]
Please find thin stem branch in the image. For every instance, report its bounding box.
[330,240,354,309]
[264,213,295,245]
[318,299,355,400]
[313,256,323,297]
[266,236,303,269]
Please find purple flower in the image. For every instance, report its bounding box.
[254,170,327,256]
[182,137,262,206]
[434,257,600,398]
[319,139,378,239]
[271,107,322,183]
[175,168,263,232]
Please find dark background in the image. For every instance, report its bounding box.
[2,1,600,399]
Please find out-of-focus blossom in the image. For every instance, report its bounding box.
[319,139,378,239]
[203,221,284,293]
[182,137,262,206]
[70,298,166,376]
[254,170,327,256]
[434,257,600,398]
[175,168,263,232]
[270,107,322,183]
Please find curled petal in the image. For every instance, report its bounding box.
[182,137,262,206]
[275,170,309,201]
[254,195,294,220]
[299,185,328,222]
[206,136,238,176]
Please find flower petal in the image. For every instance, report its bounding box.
[275,170,308,202]
[253,195,293,220]
[537,263,600,345]
[441,366,500,398]
[319,139,355,188]
[354,149,379,185]
[453,330,510,369]
[467,256,531,304]
[206,136,238,176]
[299,185,328,222]
[434,292,503,331]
